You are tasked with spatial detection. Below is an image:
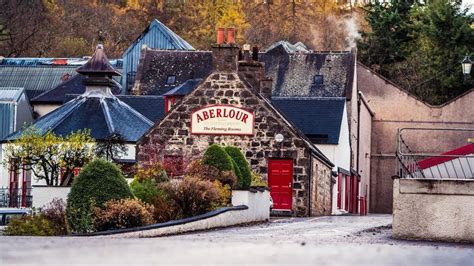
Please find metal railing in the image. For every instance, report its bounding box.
[396,128,474,179]
[0,187,32,208]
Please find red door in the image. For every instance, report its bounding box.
[268,159,293,210]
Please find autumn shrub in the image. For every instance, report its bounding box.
[93,198,155,231]
[67,159,133,233]
[224,146,252,189]
[160,177,220,219]
[212,181,232,208]
[149,195,177,223]
[186,160,236,188]
[250,172,268,187]
[202,144,235,172]
[134,162,168,183]
[41,198,69,235]
[5,215,55,236]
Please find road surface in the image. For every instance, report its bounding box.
[1,215,473,266]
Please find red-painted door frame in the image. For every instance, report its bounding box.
[268,159,293,211]
[337,173,342,209]
[344,175,350,212]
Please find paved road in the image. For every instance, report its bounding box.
[1,215,473,266]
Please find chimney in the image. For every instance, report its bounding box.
[259,78,273,99]
[238,44,265,91]
[211,27,239,72]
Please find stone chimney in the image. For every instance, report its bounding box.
[259,78,273,99]
[238,44,266,93]
[211,28,239,72]
[76,44,121,97]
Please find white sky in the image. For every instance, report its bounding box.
[464,0,474,10]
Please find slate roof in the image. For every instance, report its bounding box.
[133,50,212,95]
[260,41,355,98]
[163,78,202,96]
[63,94,165,123]
[77,45,121,76]
[4,93,153,143]
[271,97,346,144]
[31,74,122,104]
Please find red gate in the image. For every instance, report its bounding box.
[268,159,293,210]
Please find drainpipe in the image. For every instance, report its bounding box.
[357,91,361,176]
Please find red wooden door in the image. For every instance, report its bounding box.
[268,159,293,210]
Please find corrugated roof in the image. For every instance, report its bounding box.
[0,57,123,67]
[5,92,153,143]
[123,19,195,56]
[271,97,346,144]
[0,87,24,102]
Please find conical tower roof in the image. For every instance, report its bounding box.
[77,44,121,76]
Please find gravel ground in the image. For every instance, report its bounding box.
[1,214,473,266]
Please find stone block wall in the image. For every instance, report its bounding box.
[137,71,332,216]
[311,156,333,216]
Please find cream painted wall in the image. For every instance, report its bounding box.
[32,104,60,118]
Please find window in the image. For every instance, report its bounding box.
[165,96,175,112]
[313,74,324,85]
[166,75,176,85]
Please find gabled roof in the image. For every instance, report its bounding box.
[164,79,202,96]
[271,97,346,144]
[0,87,25,102]
[264,41,310,53]
[31,74,122,104]
[260,41,355,98]
[123,19,195,56]
[133,50,212,95]
[4,92,153,143]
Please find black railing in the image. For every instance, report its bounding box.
[0,187,32,208]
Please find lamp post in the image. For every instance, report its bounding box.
[461,54,472,80]
[275,134,284,158]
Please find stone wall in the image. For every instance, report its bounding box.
[137,69,332,216]
[311,156,333,216]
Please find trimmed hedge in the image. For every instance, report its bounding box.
[224,146,252,189]
[202,144,234,172]
[67,159,133,232]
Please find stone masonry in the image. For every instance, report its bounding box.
[137,46,333,216]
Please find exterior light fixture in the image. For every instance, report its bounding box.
[275,134,284,143]
[461,54,472,77]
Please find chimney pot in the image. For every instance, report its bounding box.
[226,28,235,44]
[252,46,259,61]
[217,28,225,45]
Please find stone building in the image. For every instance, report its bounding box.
[137,43,335,216]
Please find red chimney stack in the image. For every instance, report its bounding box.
[217,28,225,45]
[226,28,235,44]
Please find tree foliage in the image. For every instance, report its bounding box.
[224,146,252,190]
[94,133,128,162]
[2,128,95,186]
[359,0,474,104]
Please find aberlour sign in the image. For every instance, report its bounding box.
[190,105,255,136]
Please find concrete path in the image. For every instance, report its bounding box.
[1,214,473,266]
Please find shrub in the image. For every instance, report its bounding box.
[202,144,234,172]
[160,177,220,219]
[150,195,177,223]
[224,146,252,189]
[212,181,232,208]
[67,159,133,232]
[130,178,164,204]
[41,198,68,235]
[251,172,268,187]
[93,198,155,231]
[135,162,168,183]
[5,215,55,236]
[186,160,237,188]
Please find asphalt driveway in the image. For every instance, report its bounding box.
[1,215,472,266]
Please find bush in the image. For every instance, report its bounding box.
[135,162,168,183]
[160,177,220,219]
[67,159,133,233]
[5,215,55,236]
[212,181,232,208]
[41,198,68,235]
[202,144,234,172]
[93,198,155,231]
[186,160,237,188]
[224,146,252,189]
[150,195,177,223]
[130,178,164,204]
[251,172,268,187]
